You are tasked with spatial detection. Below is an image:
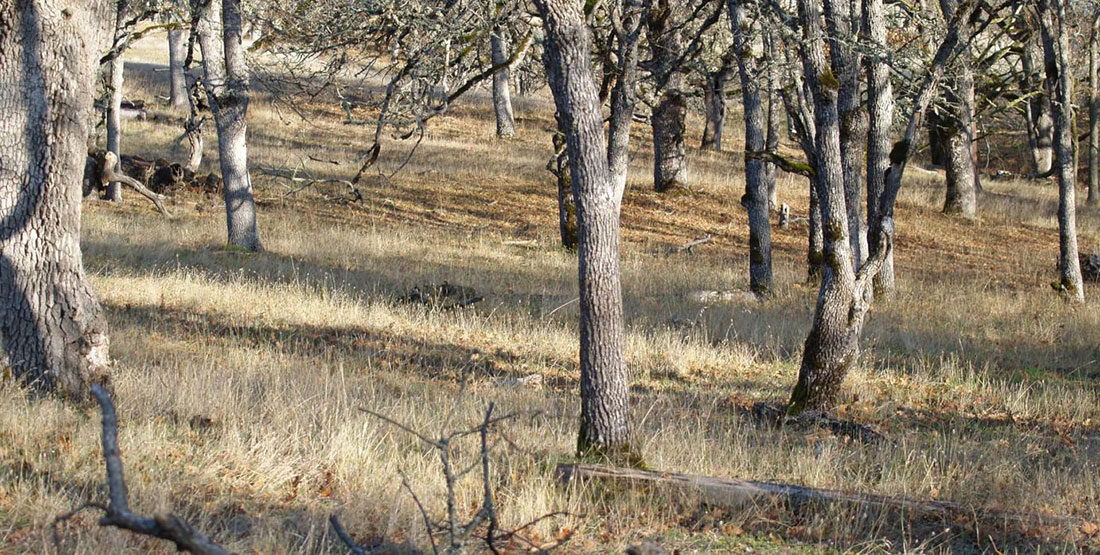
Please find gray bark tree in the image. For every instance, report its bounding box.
[824,0,867,265]
[607,0,644,196]
[1019,25,1054,176]
[701,55,734,151]
[535,0,636,461]
[648,0,689,192]
[168,27,188,108]
[106,51,125,203]
[195,0,262,251]
[935,0,977,218]
[1037,0,1084,301]
[0,0,113,401]
[788,0,973,412]
[490,30,517,138]
[728,0,774,295]
[1089,13,1099,206]
[863,0,894,294]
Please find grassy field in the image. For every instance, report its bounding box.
[1,31,1099,553]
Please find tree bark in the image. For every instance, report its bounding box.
[765,35,782,211]
[1038,0,1084,301]
[1089,15,1099,206]
[701,68,729,151]
[534,0,635,461]
[1021,31,1054,176]
[937,0,976,219]
[824,0,867,266]
[607,0,643,197]
[0,0,113,402]
[168,28,188,108]
[196,0,262,251]
[863,0,894,295]
[490,31,516,138]
[728,0,774,295]
[648,0,688,192]
[106,52,125,203]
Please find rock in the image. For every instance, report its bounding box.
[626,540,671,555]
[1081,253,1100,282]
[399,281,483,309]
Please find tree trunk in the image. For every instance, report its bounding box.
[0,0,113,402]
[1021,34,1054,176]
[648,0,688,192]
[1038,0,1084,301]
[729,0,773,295]
[937,0,976,219]
[701,70,728,151]
[197,0,262,251]
[824,0,867,266]
[490,31,516,139]
[535,0,635,461]
[789,0,862,412]
[864,0,895,295]
[651,94,688,192]
[606,0,643,197]
[168,28,188,108]
[106,52,125,203]
[551,127,578,249]
[1089,16,1099,206]
[765,36,782,211]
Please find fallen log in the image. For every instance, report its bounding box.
[556,464,1084,533]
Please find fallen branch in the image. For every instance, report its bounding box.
[670,234,712,254]
[557,464,1084,532]
[102,152,172,217]
[53,385,229,554]
[745,151,814,178]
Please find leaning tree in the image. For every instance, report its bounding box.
[0,0,114,401]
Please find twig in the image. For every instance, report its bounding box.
[53,385,231,554]
[329,515,368,555]
[545,297,580,319]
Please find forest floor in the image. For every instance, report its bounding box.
[2,31,1100,554]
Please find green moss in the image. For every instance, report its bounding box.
[819,70,840,92]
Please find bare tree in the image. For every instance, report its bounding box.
[934,0,977,218]
[647,0,689,192]
[168,27,189,107]
[105,0,130,203]
[491,29,518,138]
[863,0,894,294]
[535,0,636,460]
[195,0,262,251]
[1037,0,1084,301]
[728,0,774,295]
[0,0,113,401]
[786,0,975,412]
[1089,10,1099,206]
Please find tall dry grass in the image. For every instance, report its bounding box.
[1,29,1098,554]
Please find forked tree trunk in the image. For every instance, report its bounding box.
[1038,0,1084,301]
[789,0,862,412]
[106,53,125,203]
[0,0,113,402]
[864,0,894,295]
[197,0,262,251]
[701,68,729,151]
[790,0,973,412]
[648,0,688,192]
[1089,16,1099,207]
[937,0,976,219]
[729,0,773,295]
[168,28,188,108]
[490,31,516,138]
[535,0,635,461]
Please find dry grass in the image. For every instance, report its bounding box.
[2,31,1099,554]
